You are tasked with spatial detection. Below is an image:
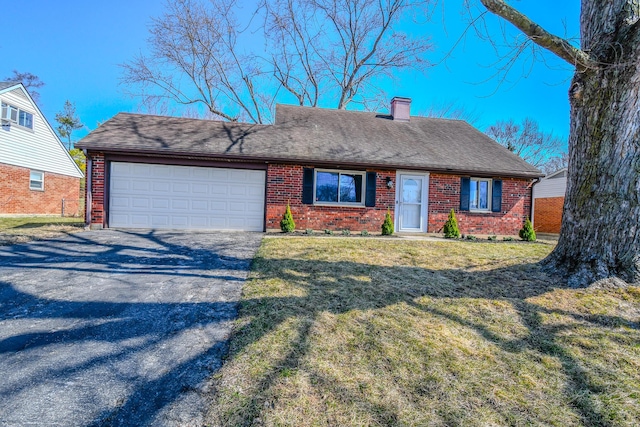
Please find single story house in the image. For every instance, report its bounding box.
[76,98,542,234]
[1,82,84,216]
[532,168,567,233]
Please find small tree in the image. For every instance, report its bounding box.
[443,209,460,239]
[55,100,83,150]
[519,218,536,242]
[381,209,394,236]
[280,204,295,233]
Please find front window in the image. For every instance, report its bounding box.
[315,170,365,205]
[30,170,44,191]
[470,178,491,211]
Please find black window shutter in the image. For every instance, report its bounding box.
[460,177,470,211]
[365,172,377,207]
[302,168,314,204]
[492,179,502,212]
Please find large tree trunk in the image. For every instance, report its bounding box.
[544,2,640,287]
[480,0,640,287]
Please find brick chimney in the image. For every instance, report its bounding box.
[390,97,411,122]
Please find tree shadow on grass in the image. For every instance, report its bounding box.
[210,253,639,426]
[0,229,260,427]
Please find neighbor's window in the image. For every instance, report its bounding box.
[1,102,33,129]
[29,170,44,191]
[314,170,365,205]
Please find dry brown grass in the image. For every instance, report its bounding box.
[206,237,640,427]
[0,216,84,245]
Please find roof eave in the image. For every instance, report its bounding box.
[77,144,543,179]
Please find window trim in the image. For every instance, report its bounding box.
[29,170,44,191]
[1,100,34,130]
[313,168,367,207]
[469,177,492,212]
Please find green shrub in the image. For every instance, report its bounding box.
[361,230,370,237]
[503,236,516,241]
[324,229,333,235]
[381,209,394,236]
[519,218,536,241]
[488,235,497,241]
[342,229,351,236]
[304,228,314,235]
[466,234,477,241]
[280,204,295,233]
[443,209,460,239]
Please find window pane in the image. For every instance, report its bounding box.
[30,171,43,190]
[316,172,338,202]
[478,181,488,209]
[339,174,362,203]
[1,103,7,119]
[19,111,33,128]
[402,178,421,203]
[9,106,18,122]
[469,180,478,209]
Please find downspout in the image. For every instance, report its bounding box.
[530,177,542,228]
[85,150,92,229]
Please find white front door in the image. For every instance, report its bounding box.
[396,173,429,232]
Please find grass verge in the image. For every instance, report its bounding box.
[0,216,84,245]
[207,237,640,426]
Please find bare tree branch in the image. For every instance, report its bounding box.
[479,0,596,71]
[486,117,567,172]
[264,0,435,110]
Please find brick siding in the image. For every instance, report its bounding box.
[86,154,533,235]
[265,164,395,232]
[0,162,80,215]
[533,196,564,233]
[88,152,106,226]
[428,173,533,235]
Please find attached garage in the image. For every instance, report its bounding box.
[108,162,265,231]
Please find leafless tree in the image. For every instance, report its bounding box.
[121,0,273,123]
[264,0,434,110]
[486,118,566,172]
[5,71,45,104]
[471,0,640,287]
[422,100,482,125]
[123,0,434,122]
[542,151,568,175]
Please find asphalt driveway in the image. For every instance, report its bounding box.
[0,229,263,427]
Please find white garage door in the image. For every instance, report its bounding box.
[109,162,265,231]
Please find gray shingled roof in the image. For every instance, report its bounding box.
[77,104,542,178]
[0,81,19,92]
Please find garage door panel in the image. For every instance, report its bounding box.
[109,162,265,231]
[132,199,149,209]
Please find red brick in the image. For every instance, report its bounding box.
[0,162,81,215]
[427,173,533,235]
[533,197,563,233]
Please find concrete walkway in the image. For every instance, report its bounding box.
[0,230,262,427]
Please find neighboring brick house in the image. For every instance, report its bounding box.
[76,98,542,234]
[532,168,567,233]
[0,82,84,215]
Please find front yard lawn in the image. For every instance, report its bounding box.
[0,216,84,245]
[207,237,640,426]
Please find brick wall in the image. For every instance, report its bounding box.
[85,154,534,235]
[88,152,106,226]
[533,196,564,233]
[428,173,533,235]
[265,164,396,232]
[0,162,80,215]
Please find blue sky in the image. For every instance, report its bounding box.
[0,1,579,144]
